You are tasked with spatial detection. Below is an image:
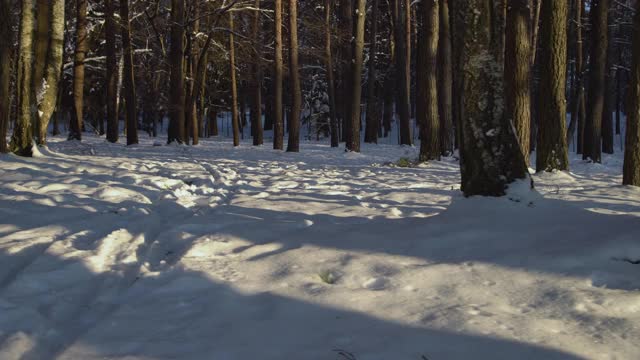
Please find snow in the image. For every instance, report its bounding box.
[1,134,639,360]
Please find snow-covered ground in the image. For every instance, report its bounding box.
[1,134,639,360]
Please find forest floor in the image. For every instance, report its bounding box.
[1,134,639,360]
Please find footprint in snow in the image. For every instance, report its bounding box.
[362,277,389,291]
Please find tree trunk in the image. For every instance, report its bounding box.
[601,8,615,155]
[459,0,529,196]
[339,0,353,144]
[325,0,339,147]
[105,0,118,143]
[417,0,439,161]
[36,0,64,145]
[570,0,586,153]
[583,0,609,163]
[364,0,379,144]
[0,0,12,153]
[535,0,569,171]
[229,12,240,147]
[504,0,531,166]
[395,0,412,145]
[623,2,640,186]
[273,0,284,150]
[120,0,138,145]
[347,0,366,152]
[69,0,87,141]
[168,0,186,144]
[287,0,302,152]
[251,0,264,146]
[437,0,453,156]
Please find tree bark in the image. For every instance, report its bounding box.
[325,0,339,147]
[395,0,412,145]
[347,0,366,152]
[69,0,87,141]
[35,0,64,146]
[623,2,640,186]
[273,0,284,150]
[168,0,186,144]
[364,0,379,144]
[535,0,569,171]
[583,0,609,163]
[0,0,13,153]
[105,0,118,143]
[459,0,529,196]
[287,0,302,152]
[437,0,453,156]
[251,0,264,146]
[120,0,138,145]
[417,0,439,161]
[570,0,586,153]
[602,7,615,155]
[505,0,531,166]
[229,12,240,147]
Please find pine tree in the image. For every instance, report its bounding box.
[168,0,186,144]
[536,0,569,171]
[287,0,302,152]
[347,0,367,152]
[105,0,118,143]
[417,0,439,161]
[120,0,138,145]
[459,0,528,196]
[623,2,640,186]
[0,0,12,153]
[250,0,264,146]
[273,0,284,150]
[69,0,88,141]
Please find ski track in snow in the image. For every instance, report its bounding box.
[0,135,639,360]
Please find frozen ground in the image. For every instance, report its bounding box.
[1,134,639,360]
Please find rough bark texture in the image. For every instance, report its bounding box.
[35,0,64,145]
[69,0,87,141]
[287,0,302,152]
[229,12,240,147]
[273,0,284,150]
[339,0,353,144]
[417,0,439,161]
[571,0,586,153]
[365,0,379,144]
[602,8,615,155]
[0,0,12,153]
[623,3,640,186]
[325,0,339,148]
[120,0,138,145]
[251,0,264,146]
[168,0,186,144]
[394,0,412,145]
[504,0,531,166]
[346,0,366,152]
[459,0,528,196]
[105,0,118,143]
[584,0,609,163]
[536,0,569,171]
[437,0,453,156]
[11,0,36,156]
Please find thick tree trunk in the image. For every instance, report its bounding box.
[417,0,439,161]
[273,0,284,150]
[168,0,186,144]
[69,0,87,141]
[536,0,569,171]
[505,0,531,166]
[347,0,366,152]
[459,0,528,196]
[437,0,453,156]
[364,0,379,144]
[0,0,12,153]
[623,3,640,186]
[120,0,138,145]
[287,0,302,152]
[36,0,64,145]
[251,0,264,146]
[583,0,609,163]
[325,0,339,148]
[339,0,354,144]
[105,0,118,143]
